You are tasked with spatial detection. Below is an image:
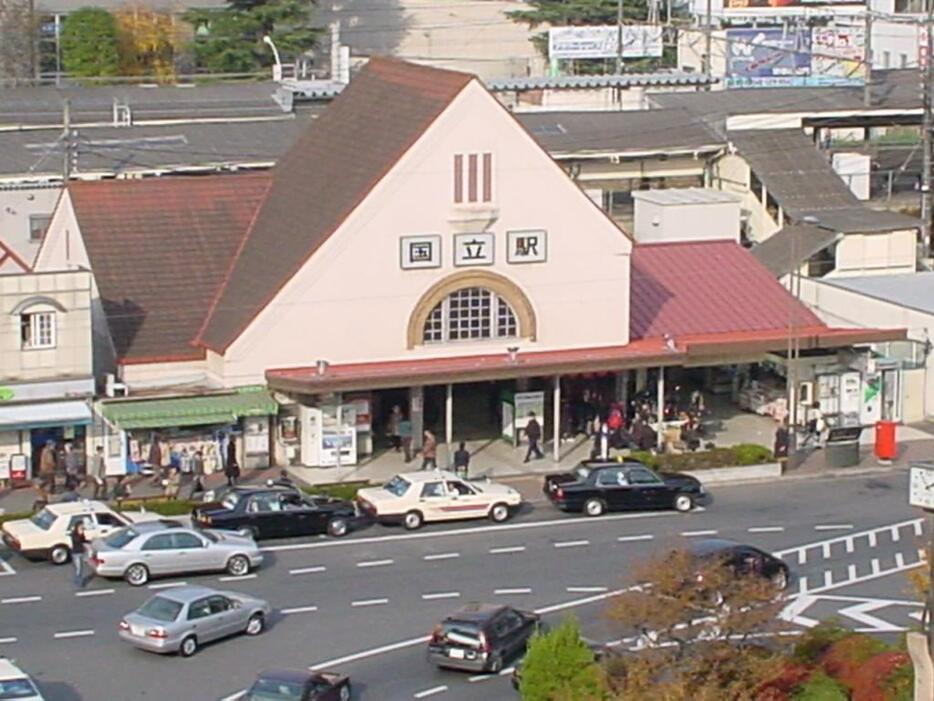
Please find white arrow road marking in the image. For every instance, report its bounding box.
[779,595,819,628]
[0,559,15,576]
[837,601,908,633]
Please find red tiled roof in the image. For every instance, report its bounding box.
[630,239,822,340]
[0,239,31,273]
[68,172,271,363]
[197,57,475,352]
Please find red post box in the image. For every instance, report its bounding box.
[874,420,897,461]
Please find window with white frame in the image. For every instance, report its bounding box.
[21,311,56,349]
[422,287,518,344]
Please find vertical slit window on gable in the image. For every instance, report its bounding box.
[482,153,492,202]
[468,154,478,202]
[454,154,463,203]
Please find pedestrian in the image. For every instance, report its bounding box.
[70,520,89,587]
[88,445,106,500]
[399,418,413,463]
[163,467,181,500]
[524,411,544,463]
[112,475,132,505]
[148,435,162,486]
[38,440,57,495]
[269,469,295,489]
[421,430,437,470]
[774,418,790,460]
[453,441,470,477]
[191,449,205,493]
[387,405,403,452]
[63,442,80,487]
[224,440,240,486]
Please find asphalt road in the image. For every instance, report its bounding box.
[0,469,928,701]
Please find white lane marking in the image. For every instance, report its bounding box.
[76,589,115,597]
[54,629,94,639]
[281,605,319,615]
[823,571,833,588]
[352,598,388,607]
[617,534,654,542]
[814,524,853,531]
[798,576,809,594]
[868,532,878,547]
[414,686,448,699]
[220,692,247,701]
[148,581,186,590]
[914,521,924,536]
[681,530,718,537]
[357,559,394,568]
[500,667,515,676]
[797,550,807,565]
[489,546,525,554]
[0,637,16,644]
[847,564,857,580]
[895,552,905,568]
[495,588,532,595]
[422,592,460,601]
[219,574,258,582]
[845,537,854,554]
[266,509,678,553]
[1,596,41,604]
[822,543,832,558]
[469,674,492,683]
[424,552,459,561]
[871,558,881,574]
[890,526,901,542]
[290,566,327,575]
[779,594,819,628]
[748,526,784,533]
[567,586,608,593]
[553,540,589,549]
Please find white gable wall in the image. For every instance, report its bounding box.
[220,80,633,386]
[33,191,90,272]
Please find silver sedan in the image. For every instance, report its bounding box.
[119,586,271,656]
[88,522,263,586]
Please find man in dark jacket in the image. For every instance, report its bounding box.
[524,412,544,462]
[453,442,471,477]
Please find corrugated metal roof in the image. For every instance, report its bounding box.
[632,188,740,206]
[750,224,840,277]
[487,72,716,91]
[821,273,934,316]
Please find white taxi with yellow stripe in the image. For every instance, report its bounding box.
[356,470,523,530]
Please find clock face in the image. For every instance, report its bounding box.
[909,466,934,510]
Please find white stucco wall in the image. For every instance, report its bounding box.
[798,277,934,421]
[831,229,917,277]
[220,80,633,385]
[32,191,90,272]
[0,185,63,272]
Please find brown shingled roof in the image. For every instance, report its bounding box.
[196,57,475,352]
[68,172,271,363]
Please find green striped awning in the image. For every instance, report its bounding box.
[101,388,278,430]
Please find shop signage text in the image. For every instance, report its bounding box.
[400,231,548,270]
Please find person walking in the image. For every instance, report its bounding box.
[63,442,80,488]
[191,449,205,493]
[387,405,403,452]
[163,467,181,500]
[148,435,163,486]
[453,441,470,477]
[524,412,544,462]
[399,418,413,463]
[421,430,437,470]
[88,445,106,499]
[70,521,89,588]
[38,440,57,495]
[773,418,790,460]
[224,440,240,486]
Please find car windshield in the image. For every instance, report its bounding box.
[383,476,411,497]
[574,465,593,481]
[440,621,482,647]
[221,493,241,510]
[29,508,57,531]
[0,679,39,700]
[137,596,183,622]
[201,530,220,543]
[104,527,139,549]
[247,678,307,700]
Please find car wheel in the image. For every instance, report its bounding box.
[245,613,265,636]
[403,510,424,530]
[487,654,503,673]
[674,494,694,512]
[179,635,198,657]
[327,517,349,538]
[49,544,70,565]
[584,498,605,517]
[339,685,351,701]
[489,503,510,523]
[226,555,250,577]
[771,569,788,590]
[125,563,150,587]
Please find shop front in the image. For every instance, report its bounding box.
[98,387,279,477]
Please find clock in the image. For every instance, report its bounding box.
[909,464,934,511]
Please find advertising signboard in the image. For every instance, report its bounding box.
[548,25,663,60]
[725,0,863,8]
[811,26,866,84]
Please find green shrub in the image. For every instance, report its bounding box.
[519,618,605,701]
[303,481,369,501]
[792,671,849,701]
[882,662,913,701]
[118,499,197,516]
[793,623,850,664]
[732,443,775,465]
[627,444,774,472]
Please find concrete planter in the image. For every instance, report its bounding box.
[681,462,783,485]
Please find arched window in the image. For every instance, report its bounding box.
[11,297,64,351]
[422,287,518,344]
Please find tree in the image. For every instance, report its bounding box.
[519,618,606,701]
[61,8,120,78]
[184,0,319,75]
[0,0,36,82]
[605,548,792,700]
[115,5,188,81]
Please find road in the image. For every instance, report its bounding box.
[0,469,927,701]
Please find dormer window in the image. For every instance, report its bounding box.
[20,310,56,349]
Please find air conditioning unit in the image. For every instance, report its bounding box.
[105,373,128,398]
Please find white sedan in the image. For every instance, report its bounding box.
[0,658,44,700]
[356,470,523,530]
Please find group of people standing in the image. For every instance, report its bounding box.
[385,405,471,476]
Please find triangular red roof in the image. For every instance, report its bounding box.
[196,57,475,352]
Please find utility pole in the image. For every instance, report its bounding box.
[61,98,72,181]
[923,2,933,260]
[704,0,713,77]
[616,0,624,74]
[863,8,873,108]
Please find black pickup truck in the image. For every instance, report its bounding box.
[543,460,704,517]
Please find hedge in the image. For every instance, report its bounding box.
[629,443,774,472]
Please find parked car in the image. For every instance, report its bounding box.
[356,471,522,530]
[119,586,271,657]
[1,500,165,565]
[191,487,356,540]
[87,522,263,586]
[0,658,44,700]
[543,460,704,516]
[427,603,541,673]
[689,538,790,590]
[245,669,351,701]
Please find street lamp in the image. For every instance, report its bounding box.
[263,35,283,82]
